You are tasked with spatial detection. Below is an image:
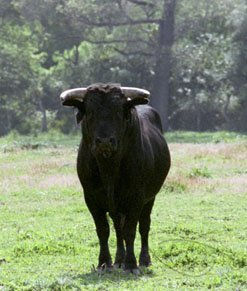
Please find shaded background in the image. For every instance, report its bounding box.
[0,0,246,135]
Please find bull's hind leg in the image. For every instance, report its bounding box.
[111,214,125,268]
[91,210,112,270]
[139,199,155,267]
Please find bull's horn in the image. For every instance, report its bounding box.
[60,88,87,102]
[121,87,150,99]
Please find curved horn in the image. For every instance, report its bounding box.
[121,87,150,99]
[60,88,87,102]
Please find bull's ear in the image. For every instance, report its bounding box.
[123,98,148,119]
[124,97,149,110]
[62,99,85,124]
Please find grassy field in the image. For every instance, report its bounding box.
[0,131,246,290]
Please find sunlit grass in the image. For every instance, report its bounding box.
[0,131,246,290]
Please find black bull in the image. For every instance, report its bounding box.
[61,83,170,274]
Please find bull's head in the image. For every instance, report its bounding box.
[60,83,150,158]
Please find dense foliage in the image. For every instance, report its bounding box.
[0,0,246,135]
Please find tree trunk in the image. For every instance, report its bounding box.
[0,110,10,136]
[150,0,176,131]
[39,100,48,132]
[223,94,231,126]
[74,44,79,65]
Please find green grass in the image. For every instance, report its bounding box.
[0,131,247,290]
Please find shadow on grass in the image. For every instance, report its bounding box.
[29,267,155,290]
[71,266,154,283]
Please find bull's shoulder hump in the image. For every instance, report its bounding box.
[136,105,163,132]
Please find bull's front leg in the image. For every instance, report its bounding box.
[84,187,112,271]
[91,210,112,270]
[111,213,125,268]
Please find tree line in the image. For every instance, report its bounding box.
[0,0,246,136]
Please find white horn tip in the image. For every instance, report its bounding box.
[59,88,87,102]
[121,87,150,98]
[60,92,67,101]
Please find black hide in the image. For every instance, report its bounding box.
[62,84,170,273]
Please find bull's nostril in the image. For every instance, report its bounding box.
[95,137,102,144]
[95,136,117,148]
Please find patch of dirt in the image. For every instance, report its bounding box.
[38,174,79,189]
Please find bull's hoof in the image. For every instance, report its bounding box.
[97,263,113,275]
[139,258,151,267]
[124,268,141,276]
[139,253,151,267]
[113,262,125,269]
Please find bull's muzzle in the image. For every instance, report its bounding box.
[93,136,118,158]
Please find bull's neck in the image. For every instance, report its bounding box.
[96,155,120,181]
[96,156,121,214]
